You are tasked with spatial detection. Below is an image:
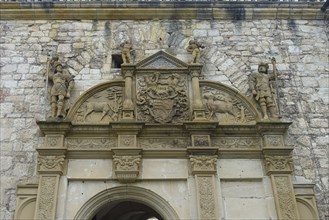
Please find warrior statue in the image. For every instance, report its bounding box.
[249,58,280,120]
[45,57,75,118]
[186,39,204,63]
[120,40,133,64]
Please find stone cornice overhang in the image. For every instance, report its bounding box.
[0,2,326,20]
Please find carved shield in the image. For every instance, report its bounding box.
[149,99,175,124]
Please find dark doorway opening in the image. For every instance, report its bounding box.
[91,201,164,220]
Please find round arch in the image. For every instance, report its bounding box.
[74,186,180,220]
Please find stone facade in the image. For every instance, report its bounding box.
[0,3,328,219]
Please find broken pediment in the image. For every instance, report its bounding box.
[136,50,188,69]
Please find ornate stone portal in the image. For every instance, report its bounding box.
[15,51,319,220]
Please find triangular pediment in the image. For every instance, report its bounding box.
[136,50,188,69]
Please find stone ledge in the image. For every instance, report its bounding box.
[0,2,326,20]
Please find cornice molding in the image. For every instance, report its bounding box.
[0,2,326,20]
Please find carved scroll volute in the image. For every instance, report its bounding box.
[190,155,217,175]
[189,65,207,120]
[121,65,135,120]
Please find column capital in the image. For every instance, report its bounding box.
[190,155,217,175]
[37,155,66,175]
[264,155,293,175]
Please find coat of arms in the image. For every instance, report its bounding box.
[136,72,190,123]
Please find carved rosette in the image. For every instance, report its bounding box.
[273,176,299,219]
[190,155,217,174]
[264,135,284,147]
[201,86,255,123]
[45,135,63,148]
[136,72,190,124]
[192,135,211,147]
[265,155,293,174]
[196,176,217,220]
[118,135,136,148]
[113,155,141,183]
[35,176,58,220]
[38,155,65,174]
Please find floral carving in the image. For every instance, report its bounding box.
[265,155,293,174]
[46,135,62,148]
[192,135,210,147]
[139,138,189,149]
[119,135,135,147]
[190,155,217,174]
[266,135,283,147]
[37,176,56,219]
[38,155,65,173]
[136,72,190,124]
[202,86,255,123]
[198,176,217,219]
[274,176,298,219]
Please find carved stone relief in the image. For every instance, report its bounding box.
[264,135,284,147]
[38,155,65,173]
[113,155,142,183]
[118,135,136,147]
[273,176,299,219]
[190,155,217,174]
[45,135,63,148]
[136,72,190,124]
[265,155,293,174]
[192,135,211,147]
[201,86,255,123]
[139,138,189,149]
[73,86,123,123]
[196,176,217,220]
[35,176,57,220]
[65,138,115,150]
[212,137,260,149]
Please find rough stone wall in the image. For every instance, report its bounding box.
[0,19,328,219]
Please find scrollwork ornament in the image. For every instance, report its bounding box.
[113,155,141,171]
[37,176,56,219]
[198,177,217,219]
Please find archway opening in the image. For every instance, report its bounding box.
[91,201,164,220]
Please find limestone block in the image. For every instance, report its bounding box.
[221,181,265,198]
[224,198,269,219]
[67,159,112,179]
[218,159,263,179]
[142,159,188,179]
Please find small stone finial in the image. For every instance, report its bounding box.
[186,39,204,63]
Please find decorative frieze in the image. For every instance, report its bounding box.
[265,155,293,174]
[113,155,141,183]
[190,155,217,174]
[38,155,65,174]
[139,138,189,149]
[66,138,115,150]
[212,137,260,149]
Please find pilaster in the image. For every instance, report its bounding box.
[121,64,136,120]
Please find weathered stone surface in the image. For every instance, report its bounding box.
[0,18,328,219]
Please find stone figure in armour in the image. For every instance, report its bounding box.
[186,39,204,63]
[249,61,279,119]
[120,40,133,64]
[45,57,75,118]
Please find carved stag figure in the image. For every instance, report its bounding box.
[204,94,237,119]
[84,101,121,121]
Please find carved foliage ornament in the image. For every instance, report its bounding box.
[38,155,65,173]
[265,155,293,174]
[190,155,217,174]
[212,137,260,149]
[202,86,255,123]
[198,176,217,219]
[65,138,115,150]
[136,72,190,124]
[37,176,57,220]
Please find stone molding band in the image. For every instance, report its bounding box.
[0,3,326,20]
